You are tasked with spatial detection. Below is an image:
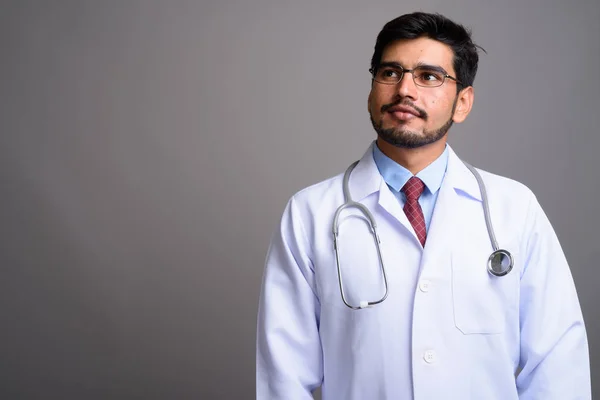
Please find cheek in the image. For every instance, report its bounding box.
[371,89,394,107]
[369,94,384,115]
[426,97,453,119]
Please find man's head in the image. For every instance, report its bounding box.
[368,12,482,149]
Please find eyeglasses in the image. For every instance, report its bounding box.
[369,64,461,88]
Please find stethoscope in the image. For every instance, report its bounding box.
[332,160,514,310]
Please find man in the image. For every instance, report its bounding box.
[256,12,590,399]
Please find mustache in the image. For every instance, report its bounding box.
[381,99,428,120]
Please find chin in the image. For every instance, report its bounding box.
[384,118,423,131]
[377,127,447,149]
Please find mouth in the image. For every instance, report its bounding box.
[387,105,421,120]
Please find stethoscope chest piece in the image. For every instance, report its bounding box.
[487,249,514,277]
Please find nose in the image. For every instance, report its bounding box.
[396,70,418,100]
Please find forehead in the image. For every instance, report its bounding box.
[380,37,455,74]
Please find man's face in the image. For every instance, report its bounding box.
[368,37,466,149]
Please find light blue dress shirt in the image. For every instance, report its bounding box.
[372,143,449,230]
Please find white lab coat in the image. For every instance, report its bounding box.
[256,143,590,399]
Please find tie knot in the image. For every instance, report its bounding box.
[401,176,425,201]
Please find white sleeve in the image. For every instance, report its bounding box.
[256,197,323,399]
[516,194,591,399]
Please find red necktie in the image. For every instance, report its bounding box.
[401,176,427,247]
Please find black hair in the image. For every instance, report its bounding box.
[370,12,485,89]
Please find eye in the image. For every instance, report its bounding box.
[377,68,400,80]
[420,70,442,81]
[414,68,444,85]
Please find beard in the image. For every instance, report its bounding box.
[370,98,456,149]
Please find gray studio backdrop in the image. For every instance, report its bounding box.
[1,1,598,399]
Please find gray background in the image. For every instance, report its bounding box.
[1,0,598,399]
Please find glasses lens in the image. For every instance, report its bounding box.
[374,67,402,84]
[413,67,445,87]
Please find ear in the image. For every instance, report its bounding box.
[452,86,474,123]
[367,91,372,113]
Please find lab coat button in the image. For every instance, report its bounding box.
[419,280,431,292]
[423,350,436,363]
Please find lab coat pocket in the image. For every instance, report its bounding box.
[451,249,518,335]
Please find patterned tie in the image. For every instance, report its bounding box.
[401,176,427,247]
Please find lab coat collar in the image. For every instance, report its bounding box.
[445,145,483,201]
[346,142,383,202]
[348,141,482,203]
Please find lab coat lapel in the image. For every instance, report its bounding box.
[347,143,413,232]
[377,178,412,231]
[421,146,481,268]
[346,142,383,203]
[420,169,458,268]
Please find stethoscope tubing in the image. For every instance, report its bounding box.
[333,159,514,310]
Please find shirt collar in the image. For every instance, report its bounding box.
[347,142,482,203]
[372,142,449,195]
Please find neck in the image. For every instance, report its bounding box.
[376,137,447,175]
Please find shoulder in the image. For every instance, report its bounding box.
[287,171,346,214]
[475,167,536,202]
[448,146,536,209]
[272,172,347,254]
[472,166,548,249]
[454,161,542,237]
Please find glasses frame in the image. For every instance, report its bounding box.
[369,63,462,88]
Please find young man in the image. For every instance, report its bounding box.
[257,12,590,399]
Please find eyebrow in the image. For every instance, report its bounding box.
[378,61,449,75]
